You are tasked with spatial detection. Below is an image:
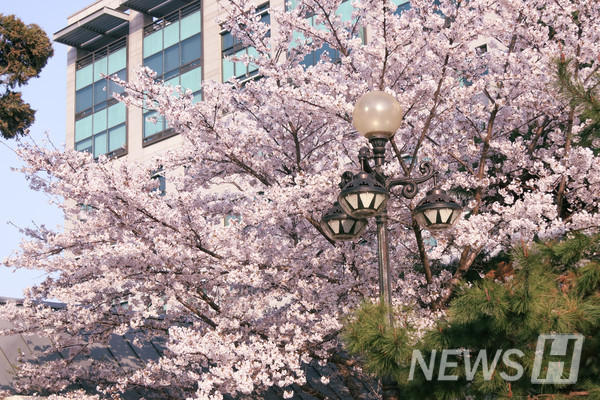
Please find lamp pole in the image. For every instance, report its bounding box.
[320,91,462,400]
[375,211,405,400]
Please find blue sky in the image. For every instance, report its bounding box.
[0,1,91,298]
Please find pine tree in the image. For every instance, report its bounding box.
[0,14,53,139]
[344,232,600,399]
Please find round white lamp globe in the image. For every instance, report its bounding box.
[352,91,403,140]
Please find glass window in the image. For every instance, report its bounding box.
[151,171,167,196]
[76,64,94,91]
[107,103,126,128]
[164,45,180,74]
[76,138,93,153]
[222,32,234,52]
[235,62,246,77]
[164,67,180,80]
[144,111,165,138]
[248,46,259,73]
[145,52,163,76]
[93,108,108,134]
[224,215,241,226]
[94,57,108,82]
[76,104,127,158]
[75,115,93,142]
[75,39,128,158]
[221,5,269,82]
[337,1,354,21]
[394,0,411,16]
[180,67,202,93]
[108,124,126,152]
[144,30,163,58]
[108,69,126,97]
[142,2,202,143]
[76,86,94,114]
[164,21,180,48]
[302,42,338,66]
[301,34,335,66]
[293,1,359,68]
[181,34,201,65]
[180,11,201,40]
[223,59,235,81]
[93,132,108,158]
[108,48,127,75]
[93,79,108,107]
[165,76,180,92]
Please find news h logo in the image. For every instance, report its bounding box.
[531,334,584,384]
[408,334,584,384]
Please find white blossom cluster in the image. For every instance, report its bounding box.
[1,0,599,398]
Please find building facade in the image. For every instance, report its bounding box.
[54,0,288,166]
[54,0,415,167]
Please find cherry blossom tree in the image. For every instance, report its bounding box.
[2,0,599,399]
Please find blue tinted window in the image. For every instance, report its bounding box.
[152,172,167,196]
[76,64,93,90]
[108,69,126,96]
[144,111,166,138]
[296,2,354,68]
[181,10,201,40]
[75,105,127,158]
[93,132,108,158]
[108,124,126,152]
[145,52,163,77]
[181,34,202,65]
[301,43,339,66]
[222,32,234,50]
[164,68,180,80]
[394,1,411,16]
[76,86,93,114]
[164,45,180,74]
[75,138,93,153]
[221,5,269,81]
[93,80,108,107]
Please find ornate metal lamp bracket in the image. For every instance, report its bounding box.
[339,144,437,200]
[386,161,436,199]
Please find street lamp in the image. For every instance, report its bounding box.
[320,91,462,400]
[338,153,390,218]
[413,187,462,231]
[320,201,368,241]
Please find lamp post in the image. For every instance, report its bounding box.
[320,91,462,400]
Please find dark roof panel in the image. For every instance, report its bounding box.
[123,332,162,363]
[121,0,194,18]
[0,322,18,389]
[54,7,130,51]
[106,335,145,371]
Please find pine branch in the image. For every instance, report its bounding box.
[555,58,600,149]
[556,59,600,122]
